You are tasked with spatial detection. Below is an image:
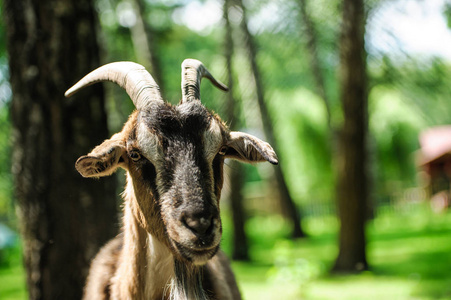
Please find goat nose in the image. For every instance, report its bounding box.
[183,214,213,235]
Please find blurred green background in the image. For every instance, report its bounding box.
[1,0,451,299]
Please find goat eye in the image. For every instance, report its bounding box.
[218,146,228,156]
[129,150,141,161]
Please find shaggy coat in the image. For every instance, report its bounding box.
[67,60,278,300]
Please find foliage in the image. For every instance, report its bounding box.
[0,105,12,225]
[1,0,449,221]
[0,0,13,227]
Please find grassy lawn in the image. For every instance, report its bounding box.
[232,205,451,300]
[0,265,27,300]
[1,204,450,300]
[0,246,27,300]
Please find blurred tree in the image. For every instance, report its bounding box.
[128,0,165,96]
[298,0,332,130]
[332,0,369,272]
[445,2,451,28]
[234,0,306,238]
[223,0,249,260]
[3,0,118,298]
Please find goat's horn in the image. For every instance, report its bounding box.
[181,59,228,103]
[65,62,163,109]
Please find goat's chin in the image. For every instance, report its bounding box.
[172,241,220,265]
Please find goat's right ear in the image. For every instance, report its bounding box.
[225,131,279,165]
[75,134,127,178]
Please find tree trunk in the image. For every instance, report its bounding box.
[4,0,119,298]
[223,0,249,260]
[228,161,249,260]
[128,0,165,96]
[235,0,306,238]
[332,0,369,273]
[298,0,332,130]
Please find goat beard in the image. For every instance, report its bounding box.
[168,259,209,300]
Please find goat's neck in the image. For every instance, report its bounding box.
[113,180,174,300]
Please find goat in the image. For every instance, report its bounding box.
[65,59,278,300]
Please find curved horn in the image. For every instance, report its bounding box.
[65,62,163,110]
[181,59,228,103]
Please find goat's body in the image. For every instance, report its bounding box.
[84,236,241,300]
[83,184,241,300]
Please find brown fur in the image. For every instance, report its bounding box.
[76,87,277,300]
[83,175,241,300]
[81,111,243,300]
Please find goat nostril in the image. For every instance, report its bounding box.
[183,216,213,235]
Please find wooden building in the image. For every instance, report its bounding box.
[418,126,451,211]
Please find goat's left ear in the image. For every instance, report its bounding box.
[225,131,278,165]
[75,134,127,178]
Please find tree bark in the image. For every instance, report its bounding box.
[4,0,118,298]
[235,0,306,238]
[332,0,369,273]
[223,0,249,260]
[228,161,249,260]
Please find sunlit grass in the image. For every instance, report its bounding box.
[305,275,416,300]
[231,203,451,300]
[1,203,450,300]
[0,263,26,300]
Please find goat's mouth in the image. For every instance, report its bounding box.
[163,210,222,264]
[169,228,222,265]
[173,240,220,265]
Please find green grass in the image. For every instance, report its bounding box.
[0,265,27,300]
[1,203,451,300]
[0,245,27,300]
[231,205,451,300]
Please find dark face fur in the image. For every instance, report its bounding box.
[75,101,278,266]
[68,60,278,269]
[127,101,226,264]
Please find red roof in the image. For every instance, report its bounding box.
[419,126,451,165]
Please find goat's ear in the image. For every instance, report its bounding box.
[75,134,127,178]
[225,131,278,165]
